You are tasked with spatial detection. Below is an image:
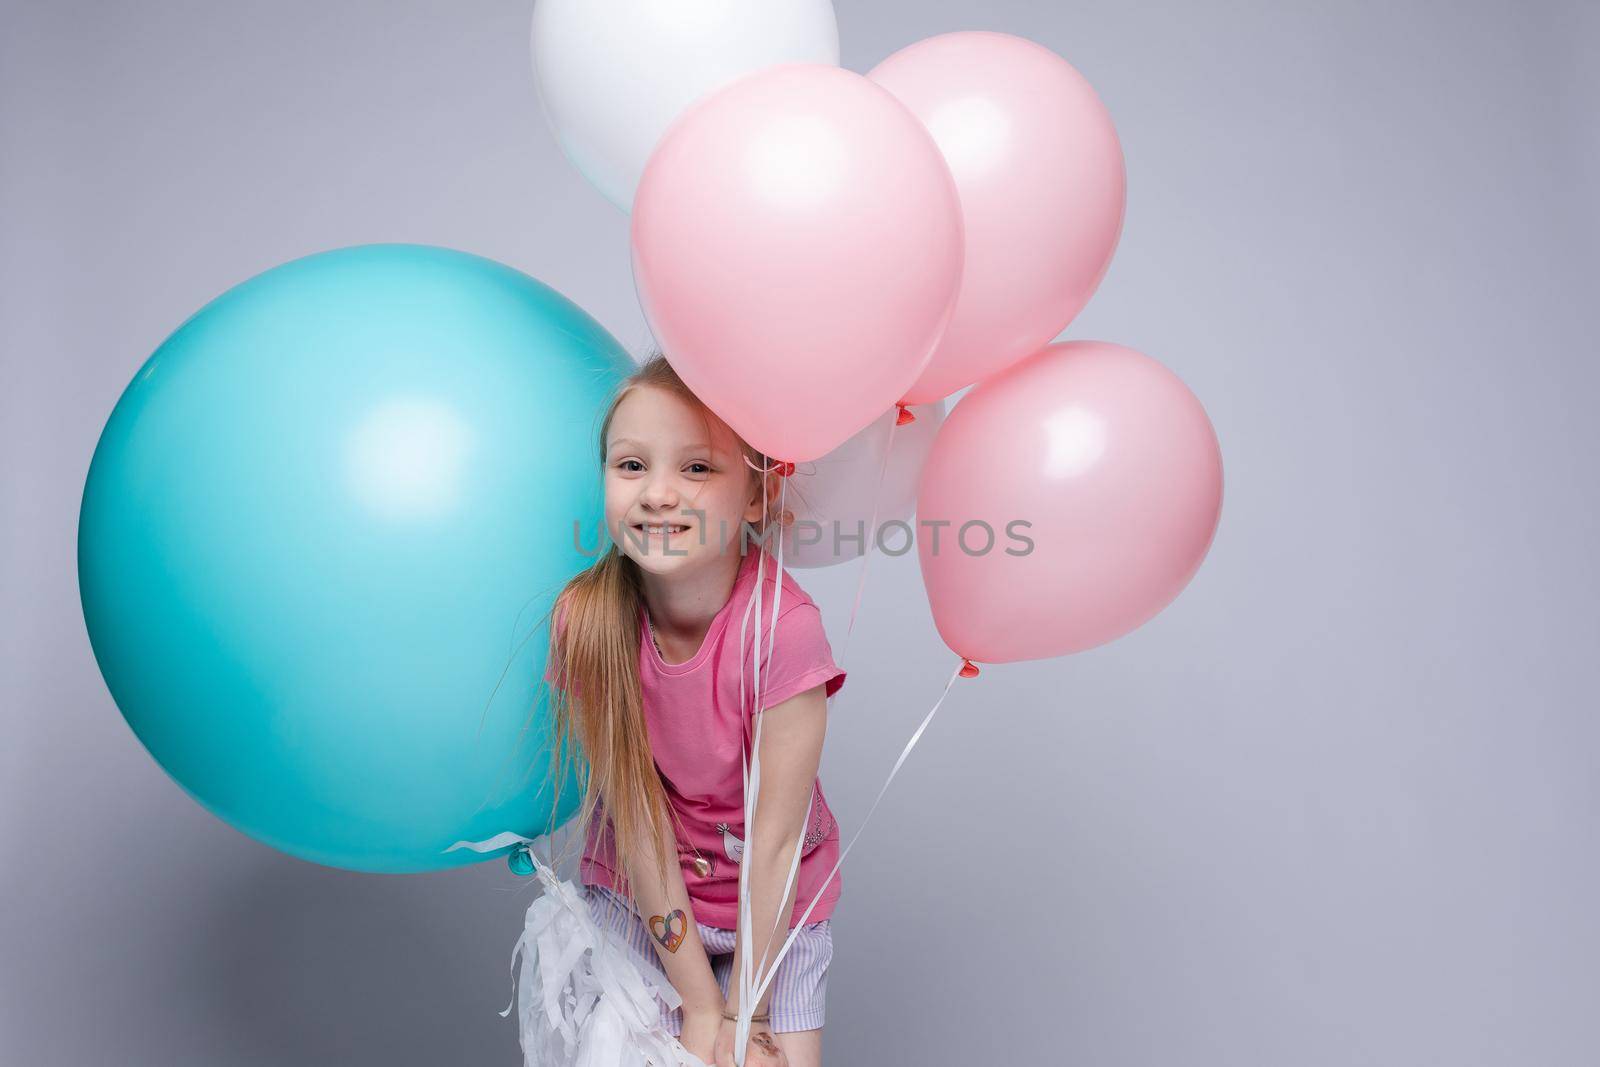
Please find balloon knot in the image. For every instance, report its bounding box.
[958,658,980,678]
[775,460,796,477]
[895,403,916,426]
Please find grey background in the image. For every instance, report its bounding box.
[3,1,1596,1063]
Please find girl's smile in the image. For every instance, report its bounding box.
[630,521,690,538]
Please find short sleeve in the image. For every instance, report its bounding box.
[754,602,846,712]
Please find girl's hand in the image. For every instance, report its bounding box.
[679,1007,722,1066]
[714,1016,789,1067]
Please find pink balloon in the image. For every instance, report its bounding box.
[631,63,964,463]
[917,341,1222,663]
[870,32,1126,406]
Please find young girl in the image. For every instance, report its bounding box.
[542,353,847,1067]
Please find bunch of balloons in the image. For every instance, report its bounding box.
[77,3,1222,879]
[534,4,1223,667]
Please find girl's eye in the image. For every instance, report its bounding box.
[686,462,711,475]
[618,459,644,472]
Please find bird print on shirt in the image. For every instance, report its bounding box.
[716,822,744,863]
[715,803,835,866]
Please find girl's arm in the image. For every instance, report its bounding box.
[617,803,725,1017]
[723,681,830,1020]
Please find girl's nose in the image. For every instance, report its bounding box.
[641,475,679,508]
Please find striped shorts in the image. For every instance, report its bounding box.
[581,883,833,1034]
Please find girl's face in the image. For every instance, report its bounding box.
[603,385,766,576]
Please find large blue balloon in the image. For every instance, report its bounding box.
[79,244,630,872]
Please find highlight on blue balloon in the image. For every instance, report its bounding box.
[78,244,632,873]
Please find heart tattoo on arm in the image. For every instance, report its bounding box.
[649,909,687,953]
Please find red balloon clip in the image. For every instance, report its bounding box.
[958,658,980,678]
[895,403,916,426]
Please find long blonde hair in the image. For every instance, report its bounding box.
[538,351,789,901]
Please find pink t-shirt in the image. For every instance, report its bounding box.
[548,547,847,929]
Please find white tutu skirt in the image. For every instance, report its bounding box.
[500,854,709,1067]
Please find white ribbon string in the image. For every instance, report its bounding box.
[751,476,801,1025]
[732,459,804,1062]
[731,416,904,1060]
[748,659,964,1008]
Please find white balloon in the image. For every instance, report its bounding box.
[775,401,946,569]
[531,0,841,212]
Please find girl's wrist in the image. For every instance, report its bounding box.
[721,1005,771,1022]
[681,990,724,1014]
